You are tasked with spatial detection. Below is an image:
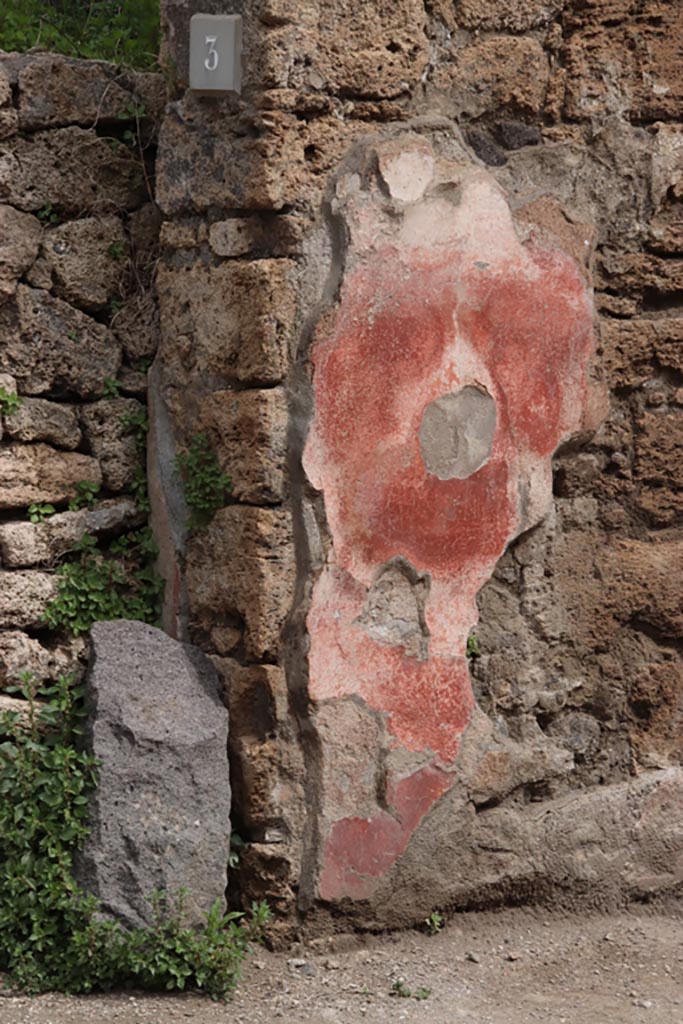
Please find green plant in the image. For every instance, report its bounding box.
[120,408,148,451]
[67,328,79,342]
[68,481,100,512]
[228,832,246,870]
[390,979,430,1000]
[466,632,480,659]
[28,502,56,524]
[0,387,23,416]
[130,466,151,515]
[36,202,59,225]
[102,377,121,398]
[106,241,125,262]
[0,673,270,997]
[390,979,412,998]
[175,434,231,530]
[424,910,444,936]
[0,1,160,69]
[43,530,163,637]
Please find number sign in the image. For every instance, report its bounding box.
[189,14,242,94]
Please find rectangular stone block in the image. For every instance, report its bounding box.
[185,506,294,661]
[157,258,297,390]
[199,388,288,504]
[156,102,305,214]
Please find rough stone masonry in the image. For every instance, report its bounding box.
[2,0,682,937]
[151,0,683,931]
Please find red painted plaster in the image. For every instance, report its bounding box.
[304,169,595,901]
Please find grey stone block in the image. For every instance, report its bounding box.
[77,620,230,929]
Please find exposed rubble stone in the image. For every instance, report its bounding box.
[3,398,81,450]
[0,631,87,687]
[0,126,147,215]
[0,499,143,569]
[40,217,127,312]
[14,55,160,130]
[0,443,101,510]
[0,571,58,628]
[80,398,145,492]
[0,285,121,397]
[0,205,41,303]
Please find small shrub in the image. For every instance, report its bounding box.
[0,673,271,997]
[175,434,231,530]
[42,530,163,637]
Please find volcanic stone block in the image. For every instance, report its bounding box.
[78,621,231,929]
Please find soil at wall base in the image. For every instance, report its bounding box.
[2,904,682,1023]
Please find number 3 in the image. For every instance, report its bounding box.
[204,35,219,72]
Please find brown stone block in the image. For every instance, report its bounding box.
[0,127,147,215]
[433,36,549,117]
[600,538,683,638]
[199,388,287,504]
[596,251,683,300]
[80,398,145,493]
[156,258,297,393]
[564,6,683,122]
[186,506,294,660]
[16,56,139,130]
[600,317,683,388]
[4,397,81,449]
[0,285,121,397]
[454,0,564,31]
[156,103,306,213]
[213,658,305,840]
[0,443,102,510]
[633,406,683,527]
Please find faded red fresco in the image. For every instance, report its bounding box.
[304,161,595,902]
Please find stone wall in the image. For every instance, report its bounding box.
[155,0,683,931]
[0,54,164,700]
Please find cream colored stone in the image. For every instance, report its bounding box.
[0,630,87,686]
[0,498,142,568]
[4,398,81,449]
[0,571,58,628]
[376,136,435,204]
[0,443,101,510]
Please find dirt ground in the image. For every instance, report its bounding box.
[2,906,682,1024]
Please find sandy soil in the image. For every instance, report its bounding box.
[2,906,682,1024]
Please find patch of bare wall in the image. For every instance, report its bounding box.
[154,0,683,933]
